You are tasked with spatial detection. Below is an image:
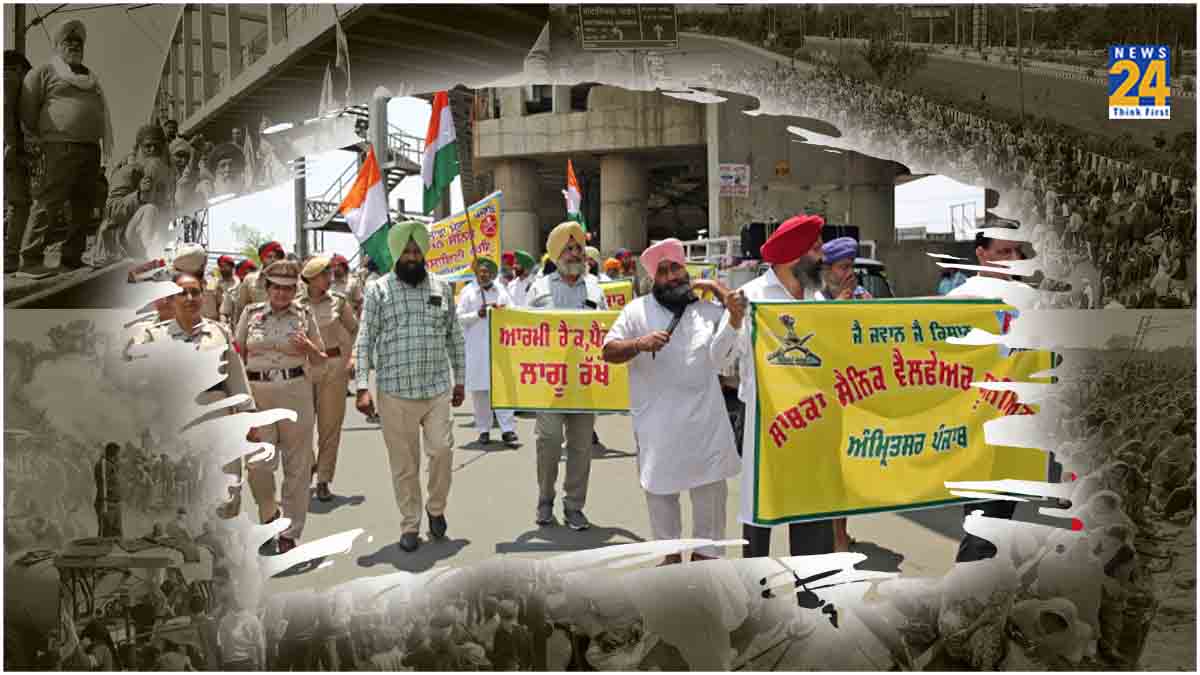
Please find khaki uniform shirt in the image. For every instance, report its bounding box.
[233,271,268,326]
[204,276,239,322]
[297,290,358,355]
[133,318,256,411]
[235,301,325,373]
[333,277,364,313]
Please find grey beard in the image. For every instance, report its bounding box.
[791,258,824,289]
[559,260,586,277]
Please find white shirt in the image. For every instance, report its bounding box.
[720,268,815,522]
[456,281,512,391]
[605,296,741,494]
[506,275,534,307]
[217,609,265,665]
[944,274,1041,311]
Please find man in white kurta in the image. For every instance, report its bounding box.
[604,239,744,563]
[456,258,518,447]
[505,249,536,308]
[719,213,836,559]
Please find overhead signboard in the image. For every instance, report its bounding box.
[580,5,678,51]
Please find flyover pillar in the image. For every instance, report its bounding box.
[600,155,648,255]
[494,159,541,255]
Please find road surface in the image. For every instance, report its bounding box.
[261,392,968,595]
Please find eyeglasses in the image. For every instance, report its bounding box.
[176,288,203,298]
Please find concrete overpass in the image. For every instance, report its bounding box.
[152,4,549,141]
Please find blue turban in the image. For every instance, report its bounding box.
[822,237,858,264]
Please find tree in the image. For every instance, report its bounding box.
[859,34,928,88]
[229,222,274,265]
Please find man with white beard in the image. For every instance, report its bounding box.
[603,238,744,564]
[456,257,518,447]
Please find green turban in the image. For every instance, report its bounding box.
[388,220,430,260]
[474,257,498,275]
[514,250,536,270]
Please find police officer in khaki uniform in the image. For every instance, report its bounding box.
[235,259,327,553]
[203,255,239,322]
[130,271,263,522]
[298,255,358,501]
[233,241,285,326]
[330,254,364,315]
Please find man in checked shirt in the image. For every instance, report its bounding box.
[355,221,466,553]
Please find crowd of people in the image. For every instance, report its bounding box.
[3,20,289,281]
[4,434,207,552]
[715,61,1195,307]
[881,345,1195,669]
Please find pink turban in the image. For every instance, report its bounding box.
[640,238,686,277]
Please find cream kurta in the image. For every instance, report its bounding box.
[456,281,512,392]
[605,295,741,495]
[506,275,533,307]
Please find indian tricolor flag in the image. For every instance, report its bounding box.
[563,159,587,230]
[338,146,393,271]
[422,90,459,214]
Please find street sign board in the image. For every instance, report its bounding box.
[580,5,678,50]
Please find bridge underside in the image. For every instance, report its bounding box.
[184,4,547,142]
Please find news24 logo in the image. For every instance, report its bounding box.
[1108,45,1171,120]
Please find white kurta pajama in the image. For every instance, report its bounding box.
[605,295,742,558]
[506,275,534,307]
[456,282,516,434]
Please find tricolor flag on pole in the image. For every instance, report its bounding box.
[563,159,586,230]
[422,91,459,214]
[338,146,393,272]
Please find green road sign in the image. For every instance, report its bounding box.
[579,4,678,50]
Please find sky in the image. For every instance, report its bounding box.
[206,97,465,263]
[6,4,464,264]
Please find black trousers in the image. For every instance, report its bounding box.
[728,393,835,558]
[956,500,1018,563]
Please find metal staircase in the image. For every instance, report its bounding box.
[302,108,424,234]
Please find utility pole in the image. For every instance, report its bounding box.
[294,157,309,258]
[1016,6,1024,123]
[13,4,26,55]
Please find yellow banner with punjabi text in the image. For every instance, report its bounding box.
[489,308,631,412]
[426,191,502,281]
[750,300,1054,525]
[600,280,634,311]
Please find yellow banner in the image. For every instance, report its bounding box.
[687,262,718,301]
[750,300,1053,525]
[600,280,634,311]
[489,308,630,412]
[426,191,502,281]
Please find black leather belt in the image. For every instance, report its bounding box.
[247,366,305,382]
[325,346,342,358]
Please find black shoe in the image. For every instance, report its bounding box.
[502,431,519,447]
[535,501,555,526]
[564,509,591,531]
[398,532,420,552]
[427,511,448,539]
[316,482,333,502]
[478,432,490,445]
